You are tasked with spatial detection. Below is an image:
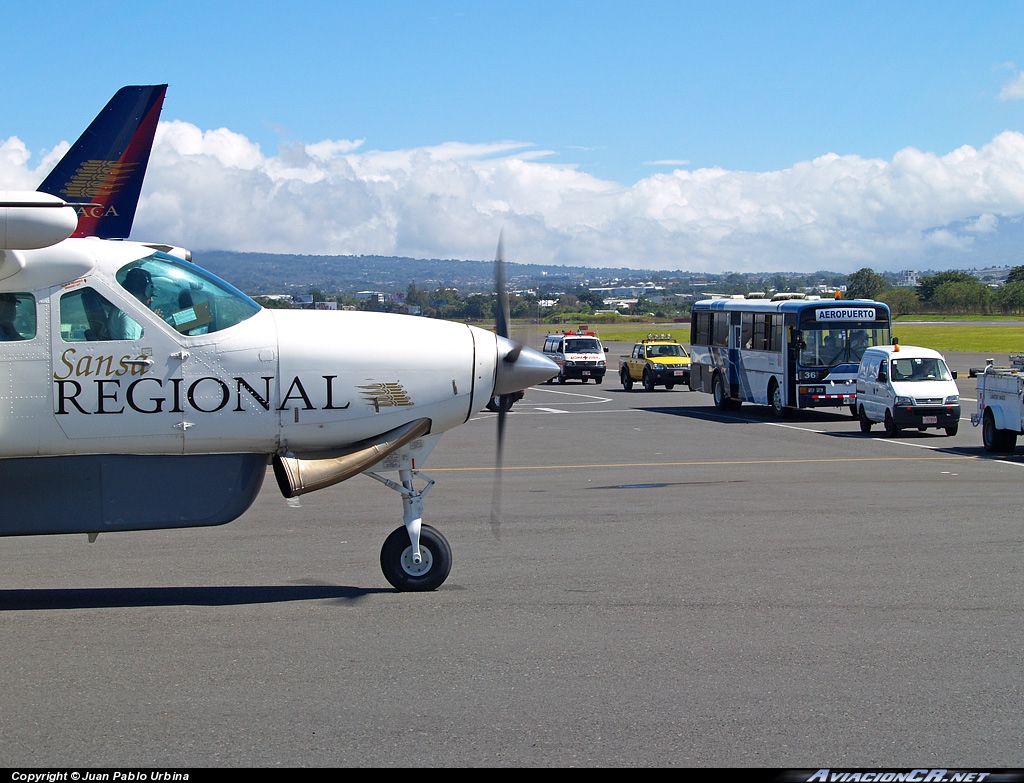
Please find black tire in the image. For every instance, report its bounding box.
[769,379,787,418]
[485,396,499,413]
[859,406,872,433]
[557,372,565,384]
[982,410,1016,452]
[665,383,675,390]
[643,369,656,392]
[595,376,602,385]
[883,410,900,438]
[944,423,959,437]
[849,404,858,418]
[380,524,452,592]
[621,370,633,391]
[713,373,730,411]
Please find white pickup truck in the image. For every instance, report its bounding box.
[971,355,1024,452]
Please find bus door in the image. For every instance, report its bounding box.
[786,323,801,408]
[728,312,742,400]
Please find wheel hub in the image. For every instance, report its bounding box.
[400,544,433,576]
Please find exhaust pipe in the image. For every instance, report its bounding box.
[273,417,431,498]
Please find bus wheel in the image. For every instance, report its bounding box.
[713,373,730,411]
[769,379,787,418]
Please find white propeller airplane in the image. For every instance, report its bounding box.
[0,85,557,591]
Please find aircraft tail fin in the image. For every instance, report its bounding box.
[37,84,167,239]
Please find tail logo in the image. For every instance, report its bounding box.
[59,160,138,201]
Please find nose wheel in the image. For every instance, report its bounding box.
[367,467,453,591]
[380,523,452,591]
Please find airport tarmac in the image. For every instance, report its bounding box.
[1,351,1023,767]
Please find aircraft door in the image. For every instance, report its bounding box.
[51,285,185,452]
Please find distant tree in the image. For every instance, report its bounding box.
[405,282,430,311]
[845,268,889,300]
[722,273,748,295]
[510,294,539,319]
[932,280,991,314]
[915,271,977,304]
[879,287,920,317]
[995,281,1024,315]
[1007,266,1024,284]
[576,290,606,310]
[462,294,492,321]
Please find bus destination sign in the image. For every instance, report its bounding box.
[816,307,876,321]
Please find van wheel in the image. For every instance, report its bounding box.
[557,373,565,384]
[849,404,858,417]
[944,423,958,437]
[982,409,1016,452]
[859,406,872,433]
[883,410,900,437]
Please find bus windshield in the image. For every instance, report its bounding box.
[798,327,887,368]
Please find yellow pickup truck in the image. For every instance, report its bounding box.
[619,334,691,391]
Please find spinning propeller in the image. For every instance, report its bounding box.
[489,231,559,533]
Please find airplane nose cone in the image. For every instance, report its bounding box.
[494,336,558,395]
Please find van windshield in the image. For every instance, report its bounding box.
[566,338,601,352]
[890,357,952,382]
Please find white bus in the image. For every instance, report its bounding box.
[688,295,892,416]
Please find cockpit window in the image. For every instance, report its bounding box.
[0,292,36,341]
[115,251,261,336]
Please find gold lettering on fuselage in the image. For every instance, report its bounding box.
[54,347,149,380]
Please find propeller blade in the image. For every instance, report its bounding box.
[492,230,510,536]
[490,230,558,535]
[494,229,510,340]
[491,392,509,538]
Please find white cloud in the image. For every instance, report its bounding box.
[9,120,1024,273]
[998,71,1024,101]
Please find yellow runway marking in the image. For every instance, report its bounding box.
[430,453,985,472]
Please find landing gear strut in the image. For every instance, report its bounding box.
[368,467,452,591]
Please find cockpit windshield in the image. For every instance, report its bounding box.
[798,327,887,368]
[116,252,261,336]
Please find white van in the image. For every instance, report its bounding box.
[542,329,608,384]
[855,344,961,436]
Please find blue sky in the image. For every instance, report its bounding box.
[3,1,1024,274]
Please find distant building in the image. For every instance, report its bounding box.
[896,270,919,287]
